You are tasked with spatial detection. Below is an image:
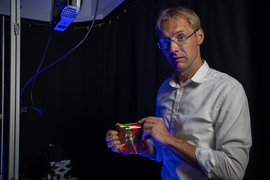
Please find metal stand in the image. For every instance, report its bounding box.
[8,0,21,179]
[49,160,71,180]
[1,15,5,180]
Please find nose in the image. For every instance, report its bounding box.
[169,40,179,54]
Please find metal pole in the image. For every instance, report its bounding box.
[9,0,20,179]
[1,15,5,180]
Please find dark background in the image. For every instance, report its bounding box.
[1,0,269,179]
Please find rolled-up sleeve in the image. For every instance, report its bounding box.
[146,137,163,162]
[195,83,252,180]
[145,96,166,163]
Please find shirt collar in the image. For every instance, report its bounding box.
[169,60,209,88]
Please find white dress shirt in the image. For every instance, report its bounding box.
[147,61,252,180]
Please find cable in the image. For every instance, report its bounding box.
[20,106,43,116]
[30,30,55,108]
[20,0,100,116]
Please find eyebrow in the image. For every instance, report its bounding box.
[174,30,187,35]
[160,30,187,39]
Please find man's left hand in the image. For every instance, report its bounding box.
[138,117,173,146]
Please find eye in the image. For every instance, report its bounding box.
[161,38,171,45]
[176,35,186,41]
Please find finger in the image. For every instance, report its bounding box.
[142,128,152,140]
[138,118,146,124]
[138,118,154,125]
[138,117,157,125]
[142,132,151,140]
[142,121,155,131]
[106,130,118,137]
[105,135,119,142]
[111,145,122,153]
[143,120,155,126]
[107,139,121,148]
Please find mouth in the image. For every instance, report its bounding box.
[171,56,185,62]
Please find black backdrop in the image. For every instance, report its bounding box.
[1,0,269,179]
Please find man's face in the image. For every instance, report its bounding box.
[160,17,202,73]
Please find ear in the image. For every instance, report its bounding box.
[197,28,204,45]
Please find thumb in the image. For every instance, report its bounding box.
[142,132,151,141]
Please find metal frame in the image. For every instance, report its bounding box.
[8,0,21,179]
[1,15,5,180]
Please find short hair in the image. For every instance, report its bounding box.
[156,6,201,37]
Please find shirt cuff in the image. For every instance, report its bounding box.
[146,138,163,162]
[195,147,216,177]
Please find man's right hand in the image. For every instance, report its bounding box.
[105,123,122,153]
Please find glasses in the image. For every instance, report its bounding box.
[157,29,199,49]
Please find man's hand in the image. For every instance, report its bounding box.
[138,116,173,146]
[105,123,122,153]
[139,117,204,173]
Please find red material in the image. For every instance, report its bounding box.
[116,123,146,155]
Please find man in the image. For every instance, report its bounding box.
[106,6,252,180]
